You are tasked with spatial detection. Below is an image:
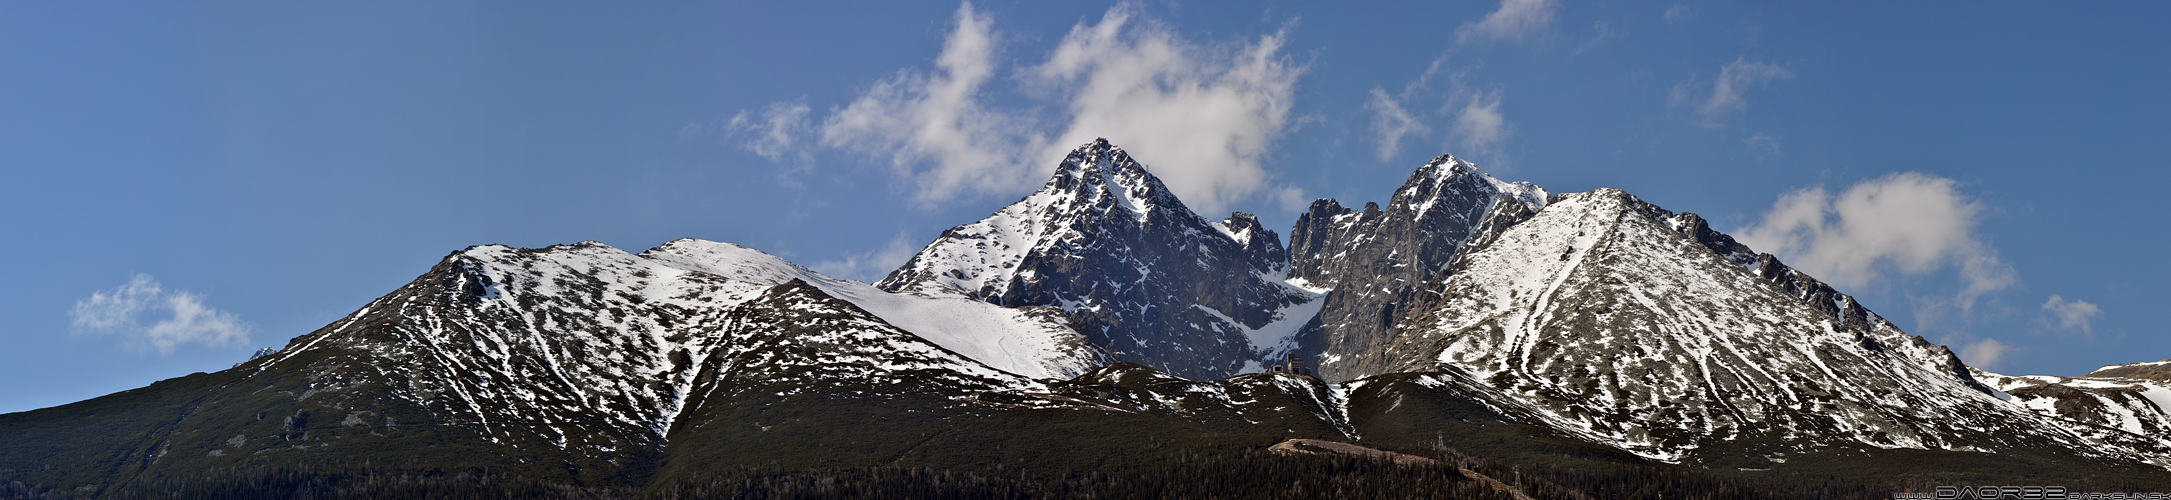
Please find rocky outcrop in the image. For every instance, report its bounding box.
[1284,154,1544,381]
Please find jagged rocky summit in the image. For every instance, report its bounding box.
[879,138,1321,380]
[1284,154,1546,381]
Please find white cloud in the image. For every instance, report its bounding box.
[1457,0,1559,45]
[728,99,812,162]
[2041,294,2103,336]
[813,233,924,283]
[1450,88,1511,158]
[806,2,1305,214]
[1672,57,1792,126]
[1029,5,1305,215]
[1737,173,2016,310]
[820,2,1048,208]
[1366,87,1429,161]
[1959,338,2011,370]
[70,274,251,354]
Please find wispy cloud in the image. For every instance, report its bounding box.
[71,274,251,354]
[1364,61,1516,168]
[1450,88,1511,159]
[820,2,1047,208]
[1743,133,1780,155]
[1663,5,1694,24]
[727,99,812,162]
[1366,87,1429,161]
[1737,173,2016,311]
[1572,21,1614,55]
[1457,0,1560,45]
[1371,0,1550,165]
[2041,294,2102,336]
[1671,57,1792,127]
[812,233,924,283]
[1363,58,1448,162]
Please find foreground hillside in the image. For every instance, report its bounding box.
[8,360,2166,499]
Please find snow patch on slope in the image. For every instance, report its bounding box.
[642,239,1102,380]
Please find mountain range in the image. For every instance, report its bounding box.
[4,139,2167,498]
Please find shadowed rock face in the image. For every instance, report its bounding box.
[878,139,1314,380]
[1284,155,1544,381]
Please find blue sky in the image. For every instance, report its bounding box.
[3,1,2166,414]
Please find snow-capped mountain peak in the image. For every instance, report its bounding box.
[879,139,1320,380]
[1381,187,2167,465]
[1401,154,1547,218]
[876,139,1205,298]
[1035,137,1186,223]
[246,237,1106,458]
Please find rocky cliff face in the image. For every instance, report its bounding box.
[1285,155,1544,381]
[878,139,1320,380]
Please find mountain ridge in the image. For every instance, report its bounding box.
[6,138,2170,499]
[1371,187,2169,465]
